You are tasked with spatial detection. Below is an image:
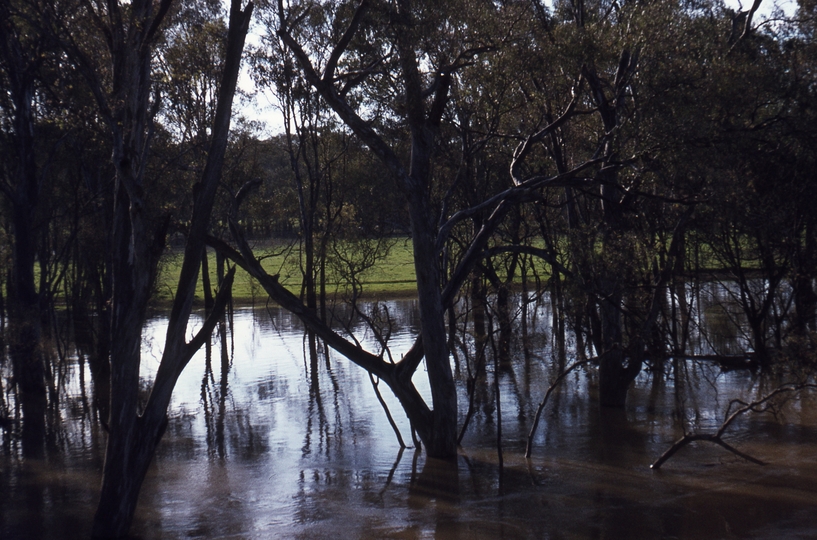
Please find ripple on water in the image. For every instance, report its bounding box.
[3,304,817,539]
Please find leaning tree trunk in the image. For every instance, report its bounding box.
[275,0,459,458]
[88,1,253,537]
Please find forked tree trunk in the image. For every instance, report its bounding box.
[89,1,253,537]
[584,52,640,409]
[403,105,458,456]
[92,178,159,538]
[277,0,459,459]
[92,400,165,537]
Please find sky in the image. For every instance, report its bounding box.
[725,0,798,19]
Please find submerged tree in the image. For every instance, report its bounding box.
[216,0,608,458]
[48,0,255,536]
[0,0,56,456]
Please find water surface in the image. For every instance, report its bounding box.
[2,301,817,538]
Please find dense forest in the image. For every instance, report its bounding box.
[1,0,816,537]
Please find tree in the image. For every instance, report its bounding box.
[0,0,42,441]
[229,0,604,457]
[268,0,479,457]
[52,0,254,536]
[0,0,71,455]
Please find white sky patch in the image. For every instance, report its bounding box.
[235,24,286,137]
[237,59,285,136]
[724,0,798,17]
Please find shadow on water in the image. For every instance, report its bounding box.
[2,302,817,539]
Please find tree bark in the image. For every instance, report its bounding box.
[0,2,48,456]
[407,187,458,457]
[277,0,459,458]
[89,1,253,537]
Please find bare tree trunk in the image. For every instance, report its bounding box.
[94,180,158,537]
[276,0,459,458]
[597,280,629,408]
[584,52,640,408]
[0,4,47,456]
[407,187,457,457]
[88,2,253,537]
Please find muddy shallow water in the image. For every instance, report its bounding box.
[2,301,817,539]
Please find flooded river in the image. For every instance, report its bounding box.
[2,300,817,538]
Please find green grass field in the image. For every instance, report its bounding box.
[154,237,419,305]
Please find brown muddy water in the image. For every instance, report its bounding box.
[2,300,817,539]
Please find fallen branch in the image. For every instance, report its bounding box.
[651,383,817,469]
[525,359,591,458]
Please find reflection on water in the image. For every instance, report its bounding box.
[2,300,817,539]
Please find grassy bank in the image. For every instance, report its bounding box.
[154,237,419,305]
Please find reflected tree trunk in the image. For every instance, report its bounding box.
[217,319,230,459]
[409,456,460,503]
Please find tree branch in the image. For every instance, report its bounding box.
[323,0,369,84]
[510,75,583,186]
[525,360,591,458]
[651,383,817,469]
[277,18,408,184]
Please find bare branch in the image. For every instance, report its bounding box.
[525,360,591,458]
[510,75,583,186]
[221,222,393,380]
[323,0,369,84]
[651,383,817,469]
[182,267,237,364]
[370,372,408,448]
[277,21,407,183]
[144,0,175,47]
